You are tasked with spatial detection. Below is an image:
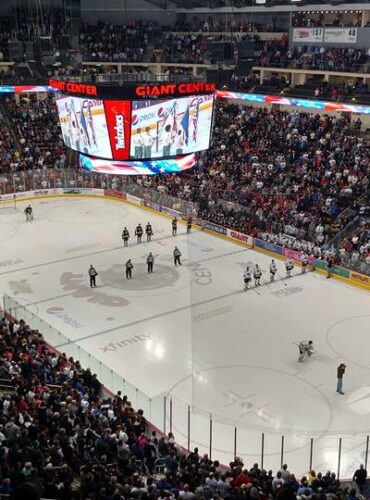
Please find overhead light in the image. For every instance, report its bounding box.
[255,0,266,4]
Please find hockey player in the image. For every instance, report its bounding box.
[125,259,133,279]
[243,267,252,291]
[172,217,178,236]
[270,259,277,282]
[187,216,192,234]
[88,265,98,288]
[135,224,143,244]
[285,258,294,278]
[145,222,153,242]
[147,252,154,273]
[254,264,262,287]
[301,253,309,274]
[24,205,33,222]
[173,246,182,266]
[122,227,130,247]
[298,340,315,362]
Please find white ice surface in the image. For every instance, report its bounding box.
[0,197,369,477]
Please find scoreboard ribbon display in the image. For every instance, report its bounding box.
[54,90,215,161]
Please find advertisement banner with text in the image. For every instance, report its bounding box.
[293,28,323,43]
[350,271,370,288]
[202,220,227,236]
[255,238,283,255]
[283,247,314,265]
[227,229,254,247]
[324,28,357,44]
[104,100,132,160]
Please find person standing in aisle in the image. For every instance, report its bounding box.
[122,227,130,247]
[125,259,133,279]
[135,223,143,244]
[146,222,153,242]
[173,246,182,266]
[353,464,367,495]
[187,216,192,234]
[337,363,346,394]
[172,217,177,236]
[147,252,154,274]
[88,265,98,288]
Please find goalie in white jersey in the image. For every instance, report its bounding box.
[298,340,315,362]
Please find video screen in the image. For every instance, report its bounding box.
[79,152,196,176]
[56,94,113,158]
[130,94,214,160]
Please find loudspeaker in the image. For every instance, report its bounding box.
[25,42,41,61]
[224,42,234,60]
[8,41,23,61]
[59,35,70,50]
[39,37,52,52]
[238,40,255,59]
[205,41,235,62]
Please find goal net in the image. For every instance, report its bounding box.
[0,195,17,212]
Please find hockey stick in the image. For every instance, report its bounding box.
[276,270,288,286]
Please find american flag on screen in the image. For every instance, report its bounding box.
[79,153,196,176]
[192,98,199,143]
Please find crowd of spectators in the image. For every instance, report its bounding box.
[0,93,369,273]
[79,20,159,64]
[133,103,369,272]
[0,314,368,500]
[291,47,369,73]
[1,94,65,172]
[79,21,208,64]
[291,12,362,28]
[174,17,277,33]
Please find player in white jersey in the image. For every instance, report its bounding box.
[270,260,277,282]
[301,253,309,273]
[285,258,294,278]
[298,340,315,362]
[243,267,252,290]
[254,265,262,287]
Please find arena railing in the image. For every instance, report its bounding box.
[58,73,204,84]
[3,293,370,480]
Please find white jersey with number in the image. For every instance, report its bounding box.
[270,263,277,273]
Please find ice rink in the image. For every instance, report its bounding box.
[0,196,369,477]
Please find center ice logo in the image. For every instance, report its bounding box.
[100,263,179,291]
